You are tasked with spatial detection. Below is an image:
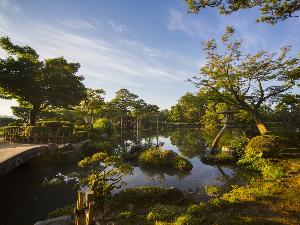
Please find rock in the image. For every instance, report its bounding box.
[34,215,73,225]
[48,143,59,151]
[59,143,73,151]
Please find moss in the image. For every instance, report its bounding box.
[245,135,288,158]
[147,204,182,222]
[204,185,222,197]
[203,153,235,164]
[138,148,193,171]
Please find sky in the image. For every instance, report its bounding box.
[0,0,299,116]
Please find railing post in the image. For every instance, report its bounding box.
[85,191,94,225]
[75,191,85,225]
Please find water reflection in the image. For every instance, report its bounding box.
[0,128,250,225]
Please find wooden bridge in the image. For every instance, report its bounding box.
[0,143,50,176]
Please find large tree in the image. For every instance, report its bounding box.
[0,36,86,125]
[77,88,105,125]
[185,0,300,24]
[191,27,300,134]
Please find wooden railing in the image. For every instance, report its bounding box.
[0,126,88,144]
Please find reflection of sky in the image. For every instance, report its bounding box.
[123,135,234,192]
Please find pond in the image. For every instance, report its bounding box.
[0,128,249,225]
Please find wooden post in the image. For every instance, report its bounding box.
[75,191,85,225]
[85,191,94,225]
[75,191,94,225]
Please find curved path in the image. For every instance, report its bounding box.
[0,143,49,176]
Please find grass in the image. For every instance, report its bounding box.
[105,158,300,225]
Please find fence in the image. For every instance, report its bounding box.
[0,126,88,144]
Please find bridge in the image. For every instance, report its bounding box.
[0,143,50,176]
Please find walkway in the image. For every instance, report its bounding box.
[0,143,49,176]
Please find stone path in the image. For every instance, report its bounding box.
[0,143,48,175]
[0,143,44,163]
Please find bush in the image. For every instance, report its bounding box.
[230,135,251,159]
[245,135,288,158]
[25,126,51,136]
[56,126,73,136]
[37,120,74,130]
[139,148,193,171]
[204,153,235,164]
[147,204,182,222]
[93,118,115,136]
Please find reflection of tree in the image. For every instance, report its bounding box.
[139,165,190,181]
[169,128,207,158]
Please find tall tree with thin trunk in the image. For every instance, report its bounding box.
[190,27,300,134]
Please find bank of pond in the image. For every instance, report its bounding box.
[0,128,299,225]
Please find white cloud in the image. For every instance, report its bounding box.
[62,19,99,31]
[0,4,200,88]
[108,20,128,33]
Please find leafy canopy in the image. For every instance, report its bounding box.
[186,0,300,24]
[0,36,86,124]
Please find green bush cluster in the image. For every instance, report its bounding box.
[147,204,182,222]
[230,135,251,158]
[37,120,74,130]
[25,126,52,136]
[244,135,288,158]
[93,118,115,136]
[204,153,235,164]
[138,148,193,171]
[235,135,288,180]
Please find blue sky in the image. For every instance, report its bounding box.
[0,0,299,116]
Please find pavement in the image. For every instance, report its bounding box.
[0,143,44,163]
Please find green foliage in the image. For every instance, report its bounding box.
[38,120,73,130]
[191,27,300,134]
[230,135,251,159]
[78,152,132,209]
[47,204,74,218]
[0,36,86,125]
[235,135,291,180]
[147,204,182,222]
[185,0,300,24]
[204,153,235,164]
[139,148,193,171]
[56,126,73,135]
[245,135,288,158]
[204,185,222,197]
[93,118,115,135]
[169,92,206,124]
[25,126,51,136]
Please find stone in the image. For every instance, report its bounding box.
[34,215,73,225]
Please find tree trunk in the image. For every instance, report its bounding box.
[251,110,269,135]
[29,106,39,126]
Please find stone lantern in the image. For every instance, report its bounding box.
[210,108,239,154]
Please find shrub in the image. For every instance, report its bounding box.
[139,148,193,171]
[204,153,235,164]
[147,204,182,222]
[38,121,74,130]
[56,126,73,136]
[93,118,115,136]
[25,126,51,136]
[204,185,222,197]
[244,135,288,158]
[230,135,251,158]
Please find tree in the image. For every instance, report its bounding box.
[110,89,139,129]
[185,0,300,24]
[0,36,86,125]
[77,88,105,125]
[190,27,300,134]
[169,92,206,123]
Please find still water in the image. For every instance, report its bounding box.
[0,128,248,225]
